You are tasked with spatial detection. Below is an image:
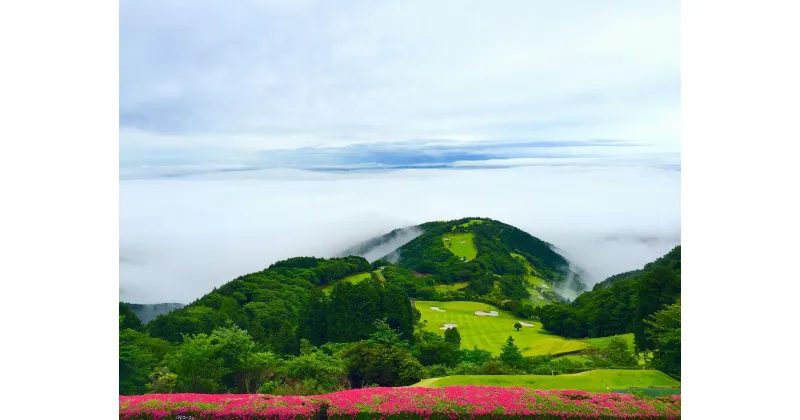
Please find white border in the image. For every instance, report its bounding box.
[0,0,118,417]
[683,0,800,417]
[2,0,799,417]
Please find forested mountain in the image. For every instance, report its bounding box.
[591,269,642,291]
[146,256,372,346]
[119,218,681,395]
[341,217,589,296]
[536,246,681,352]
[121,255,421,394]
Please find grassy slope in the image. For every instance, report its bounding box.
[442,233,478,261]
[433,282,469,293]
[412,370,680,392]
[321,272,373,293]
[582,333,636,349]
[416,300,588,357]
[510,252,553,306]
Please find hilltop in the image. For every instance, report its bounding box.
[338,217,590,308]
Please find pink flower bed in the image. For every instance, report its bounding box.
[119,387,681,419]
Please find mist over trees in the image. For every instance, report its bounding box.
[536,246,681,354]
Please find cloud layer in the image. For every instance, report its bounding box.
[120,166,680,303]
[120,0,679,166]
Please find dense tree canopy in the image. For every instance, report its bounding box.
[646,298,681,377]
[536,246,681,351]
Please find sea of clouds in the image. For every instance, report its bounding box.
[120,165,680,304]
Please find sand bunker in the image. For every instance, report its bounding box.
[429,306,446,312]
[515,322,535,327]
[460,241,466,244]
[540,284,549,288]
[439,323,458,330]
[475,310,499,316]
[537,295,544,299]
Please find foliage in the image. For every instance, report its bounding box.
[645,298,681,376]
[299,278,415,345]
[443,326,461,348]
[341,341,424,387]
[165,332,228,393]
[499,336,524,367]
[147,256,370,345]
[145,367,177,394]
[279,341,348,395]
[119,328,172,395]
[537,246,680,345]
[413,331,461,367]
[120,302,144,331]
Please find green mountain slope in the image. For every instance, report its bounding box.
[339,218,589,302]
[537,246,681,350]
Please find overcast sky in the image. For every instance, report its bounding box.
[119,1,680,303]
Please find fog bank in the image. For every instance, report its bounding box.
[120,166,679,303]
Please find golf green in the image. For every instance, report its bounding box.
[416,300,588,356]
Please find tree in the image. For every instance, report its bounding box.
[281,344,349,394]
[461,345,493,365]
[145,367,177,394]
[412,331,460,366]
[369,318,403,346]
[298,288,329,345]
[514,322,522,332]
[166,333,227,393]
[634,266,680,350]
[119,327,172,395]
[342,341,424,388]
[238,351,280,393]
[444,327,461,348]
[645,299,681,376]
[120,302,144,331]
[210,322,257,390]
[119,330,155,395]
[499,336,523,367]
[605,336,638,367]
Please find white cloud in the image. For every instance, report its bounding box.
[120,166,680,303]
[120,0,680,155]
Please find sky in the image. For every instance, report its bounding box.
[119,0,680,303]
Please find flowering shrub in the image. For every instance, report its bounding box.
[118,393,322,420]
[120,386,681,419]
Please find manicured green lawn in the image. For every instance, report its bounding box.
[442,233,477,261]
[510,252,552,306]
[416,300,588,356]
[411,369,680,392]
[321,272,373,293]
[433,282,469,293]
[582,333,635,349]
[459,219,485,227]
